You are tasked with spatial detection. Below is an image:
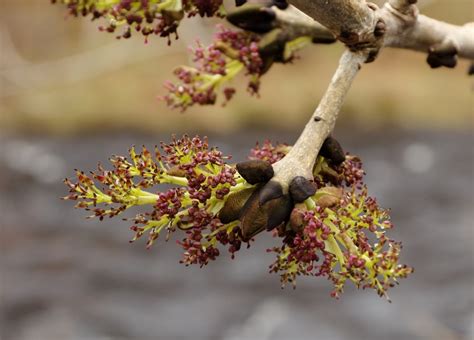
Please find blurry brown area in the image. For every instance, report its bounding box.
[1,0,473,136]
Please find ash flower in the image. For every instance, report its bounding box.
[249,140,290,164]
[162,22,313,111]
[162,26,263,111]
[51,0,225,42]
[268,155,413,300]
[63,135,254,263]
[64,135,412,299]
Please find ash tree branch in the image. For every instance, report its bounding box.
[382,1,474,64]
[272,50,366,189]
[287,0,474,61]
[227,3,336,44]
[287,0,379,45]
[231,0,473,233]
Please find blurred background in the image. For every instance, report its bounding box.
[0,0,473,339]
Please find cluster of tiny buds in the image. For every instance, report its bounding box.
[52,0,224,43]
[177,229,221,266]
[63,135,412,299]
[249,140,290,164]
[268,179,413,299]
[162,26,264,111]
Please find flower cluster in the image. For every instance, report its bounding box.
[162,26,263,111]
[162,23,314,111]
[51,0,224,43]
[249,140,290,164]
[64,135,253,265]
[64,135,412,299]
[267,152,413,300]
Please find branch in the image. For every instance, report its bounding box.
[287,0,376,38]
[227,3,336,43]
[287,0,474,61]
[235,49,367,238]
[287,0,379,45]
[234,0,473,234]
[272,50,366,188]
[382,1,474,63]
[271,5,335,43]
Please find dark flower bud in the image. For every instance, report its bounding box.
[258,180,283,205]
[226,5,276,33]
[219,187,256,223]
[236,160,274,184]
[289,176,317,203]
[427,41,458,69]
[320,136,346,165]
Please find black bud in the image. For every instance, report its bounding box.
[227,5,276,33]
[218,187,256,224]
[320,136,346,165]
[427,43,458,69]
[289,176,317,203]
[258,180,283,205]
[240,190,268,241]
[265,195,293,231]
[236,160,274,185]
[271,0,289,9]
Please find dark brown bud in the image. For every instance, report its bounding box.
[258,28,286,63]
[218,187,256,224]
[239,181,294,240]
[236,160,274,185]
[235,0,288,9]
[272,0,289,9]
[258,180,283,205]
[265,194,293,230]
[289,176,317,203]
[239,189,268,241]
[226,5,276,33]
[427,42,458,69]
[320,136,346,165]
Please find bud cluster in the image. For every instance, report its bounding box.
[64,135,253,263]
[249,140,290,164]
[266,150,413,300]
[51,0,225,43]
[162,26,264,111]
[64,135,412,299]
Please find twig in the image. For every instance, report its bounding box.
[272,50,366,190]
